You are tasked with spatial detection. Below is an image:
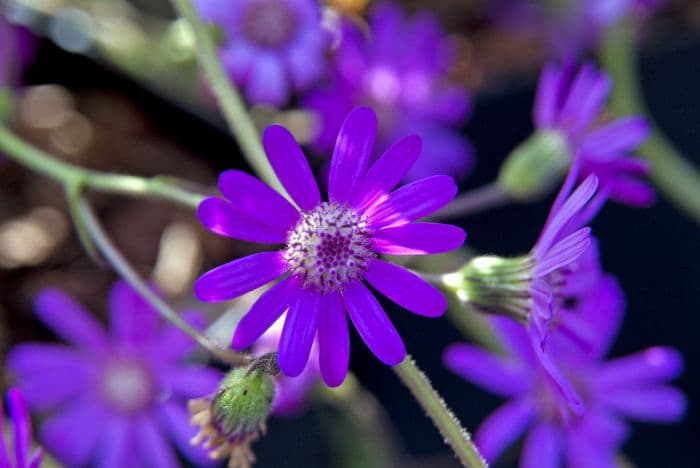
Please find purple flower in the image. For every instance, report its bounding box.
[0,19,36,87]
[195,106,465,386]
[253,317,320,416]
[195,0,330,106]
[7,282,221,467]
[444,277,686,467]
[1,389,43,468]
[534,62,654,206]
[304,2,473,181]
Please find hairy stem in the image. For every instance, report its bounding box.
[0,123,203,208]
[392,356,486,468]
[78,197,251,366]
[431,182,509,220]
[600,19,700,224]
[169,0,284,194]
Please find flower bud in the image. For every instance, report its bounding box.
[190,355,277,468]
[497,131,570,201]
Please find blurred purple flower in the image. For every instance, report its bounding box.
[444,277,685,467]
[1,389,43,468]
[490,0,666,57]
[195,106,465,386]
[253,317,320,416]
[535,62,654,206]
[7,281,221,467]
[304,2,473,181]
[195,0,330,106]
[0,18,36,87]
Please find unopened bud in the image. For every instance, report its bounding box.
[497,131,570,201]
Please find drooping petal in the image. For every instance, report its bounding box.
[373,222,465,255]
[232,277,299,350]
[595,347,684,391]
[137,417,179,468]
[521,423,561,468]
[34,289,107,349]
[601,385,686,422]
[263,125,321,210]
[197,198,289,244]
[443,344,529,397]
[364,260,447,317]
[218,169,300,232]
[365,175,457,228]
[108,280,160,345]
[474,398,535,463]
[41,400,103,466]
[534,227,591,277]
[318,292,349,387]
[329,107,377,203]
[194,251,285,302]
[344,281,405,365]
[278,291,321,377]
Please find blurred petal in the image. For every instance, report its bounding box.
[602,385,686,422]
[443,343,528,396]
[108,281,160,345]
[521,423,561,468]
[41,400,103,466]
[157,402,213,465]
[8,389,31,468]
[137,417,178,468]
[96,417,133,468]
[34,289,107,349]
[596,347,684,390]
[246,54,289,106]
[475,398,535,463]
[162,365,221,399]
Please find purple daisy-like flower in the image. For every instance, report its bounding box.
[1,389,43,468]
[7,282,221,467]
[195,106,465,386]
[304,2,473,181]
[195,0,329,106]
[444,277,686,467]
[534,61,653,206]
[253,317,320,416]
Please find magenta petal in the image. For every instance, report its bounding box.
[344,281,405,365]
[8,389,31,468]
[329,107,377,203]
[34,289,107,349]
[364,260,447,317]
[278,291,321,377]
[108,281,159,345]
[194,251,285,302]
[318,292,349,387]
[263,125,320,210]
[365,175,457,228]
[521,423,561,468]
[443,343,528,397]
[353,134,421,208]
[40,400,102,466]
[595,347,684,391]
[197,198,289,244]
[218,169,300,232]
[475,398,535,463]
[232,277,298,350]
[602,385,686,422]
[137,417,178,468]
[373,222,465,255]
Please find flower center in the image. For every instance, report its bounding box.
[243,0,299,48]
[284,202,374,292]
[100,358,155,414]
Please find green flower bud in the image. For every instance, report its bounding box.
[497,131,571,202]
[443,255,534,321]
[190,355,277,468]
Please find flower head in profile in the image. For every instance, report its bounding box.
[444,277,686,467]
[1,389,43,468]
[195,0,330,106]
[445,173,602,410]
[534,62,653,206]
[304,2,473,181]
[195,106,465,387]
[7,281,221,467]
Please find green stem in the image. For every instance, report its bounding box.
[0,123,203,208]
[600,19,700,224]
[77,196,251,366]
[392,356,486,468]
[169,0,284,194]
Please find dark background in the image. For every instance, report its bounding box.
[14,23,700,468]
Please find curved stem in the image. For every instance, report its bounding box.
[430,182,509,220]
[0,123,204,208]
[78,197,251,366]
[169,0,284,195]
[600,19,700,224]
[392,356,486,468]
